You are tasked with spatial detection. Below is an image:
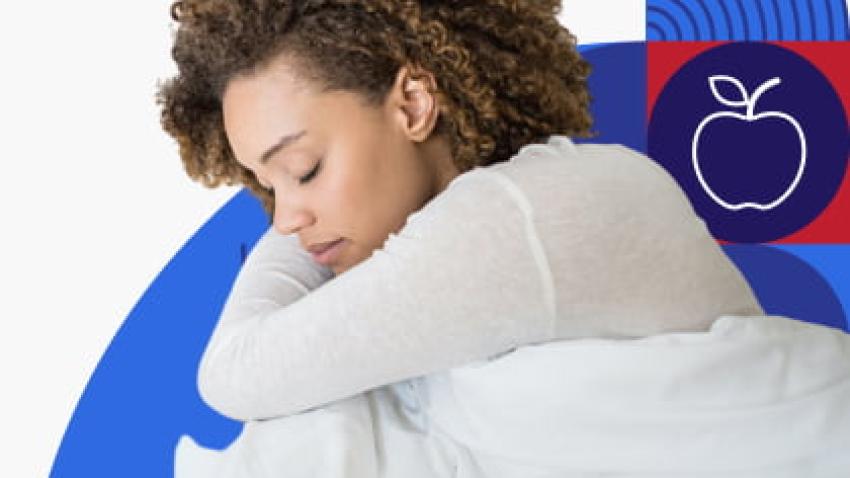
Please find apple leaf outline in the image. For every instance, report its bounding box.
[709,75,748,108]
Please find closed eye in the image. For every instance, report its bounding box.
[299,160,321,185]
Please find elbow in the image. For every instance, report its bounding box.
[196,348,250,421]
[196,319,309,420]
[196,329,298,421]
[196,330,270,421]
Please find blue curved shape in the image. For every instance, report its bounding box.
[654,0,702,39]
[824,0,837,38]
[722,0,747,40]
[575,42,647,153]
[770,0,787,39]
[693,0,719,39]
[808,0,826,39]
[648,6,684,41]
[748,0,769,39]
[51,190,270,477]
[692,0,734,39]
[789,0,804,39]
[576,43,618,55]
[739,0,764,39]
[807,0,840,40]
[724,244,848,331]
[732,0,750,41]
[655,0,832,41]
[648,23,669,41]
[828,0,850,40]
[699,0,839,43]
[673,0,711,39]
[718,0,738,39]
[796,0,815,39]
[757,0,780,40]
[775,244,850,322]
[843,0,850,39]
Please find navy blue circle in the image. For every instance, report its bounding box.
[648,42,848,243]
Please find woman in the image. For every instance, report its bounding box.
[159,1,850,476]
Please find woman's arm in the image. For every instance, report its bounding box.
[197,171,554,421]
[215,228,335,328]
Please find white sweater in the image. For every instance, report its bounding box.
[197,135,764,421]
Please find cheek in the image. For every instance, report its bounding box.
[331,155,383,210]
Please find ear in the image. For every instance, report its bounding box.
[389,65,441,142]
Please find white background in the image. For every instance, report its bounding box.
[0,1,644,476]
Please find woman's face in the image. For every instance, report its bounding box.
[222,56,459,276]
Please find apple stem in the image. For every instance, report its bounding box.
[747,77,782,118]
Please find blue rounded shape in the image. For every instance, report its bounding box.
[576,42,647,154]
[50,190,270,477]
[724,244,847,331]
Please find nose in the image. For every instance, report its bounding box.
[272,195,314,236]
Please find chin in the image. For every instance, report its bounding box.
[331,263,348,276]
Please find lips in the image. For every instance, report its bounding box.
[307,239,339,253]
[309,239,345,266]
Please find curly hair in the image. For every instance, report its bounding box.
[156,0,594,217]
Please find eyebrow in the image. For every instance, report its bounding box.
[259,130,307,165]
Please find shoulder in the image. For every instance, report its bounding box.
[476,136,695,219]
[485,135,677,191]
[401,163,525,236]
[401,135,694,234]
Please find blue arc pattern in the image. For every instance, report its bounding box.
[648,0,850,40]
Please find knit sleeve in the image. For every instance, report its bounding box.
[197,172,554,421]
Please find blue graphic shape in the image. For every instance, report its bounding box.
[775,244,850,321]
[50,190,269,477]
[647,0,850,40]
[648,42,849,243]
[576,42,647,154]
[723,244,848,331]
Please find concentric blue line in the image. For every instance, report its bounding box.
[648,23,669,41]
[824,0,850,39]
[740,0,765,39]
[649,6,684,40]
[648,0,849,41]
[840,0,850,39]
[797,0,814,39]
[732,0,751,39]
[693,0,719,39]
[790,0,803,39]
[669,0,703,40]
[807,0,822,39]
[718,0,737,39]
[770,0,786,39]
[749,0,769,40]
[757,0,780,40]
[824,0,836,38]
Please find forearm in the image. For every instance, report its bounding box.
[215,228,335,326]
[197,227,335,418]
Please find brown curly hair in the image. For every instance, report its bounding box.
[156,0,594,217]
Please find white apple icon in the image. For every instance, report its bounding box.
[691,75,807,211]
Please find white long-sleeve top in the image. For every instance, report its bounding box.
[197,135,764,421]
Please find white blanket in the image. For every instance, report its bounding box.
[175,315,850,477]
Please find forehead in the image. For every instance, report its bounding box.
[221,60,386,167]
[221,62,319,163]
[222,60,314,126]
